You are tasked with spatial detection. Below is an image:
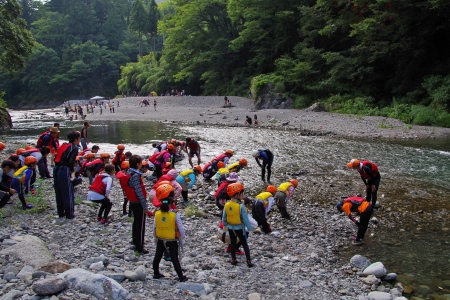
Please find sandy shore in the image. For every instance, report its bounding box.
[78,96,450,140]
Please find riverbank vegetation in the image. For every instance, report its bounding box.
[0,0,450,127]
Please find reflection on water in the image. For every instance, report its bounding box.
[2,115,450,298]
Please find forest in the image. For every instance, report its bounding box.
[1,0,450,126]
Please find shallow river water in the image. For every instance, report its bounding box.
[2,110,450,298]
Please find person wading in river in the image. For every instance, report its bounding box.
[347,159,381,207]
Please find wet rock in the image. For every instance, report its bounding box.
[367,291,392,300]
[0,289,22,300]
[363,262,387,278]
[32,277,68,295]
[381,273,397,282]
[0,235,53,268]
[40,261,74,274]
[362,275,379,285]
[32,271,51,279]
[350,255,371,270]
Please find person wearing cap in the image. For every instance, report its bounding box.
[214,172,240,210]
[11,156,37,210]
[112,144,126,173]
[153,144,176,179]
[54,131,81,219]
[347,159,381,207]
[175,166,202,204]
[222,182,254,267]
[88,164,115,224]
[252,185,277,233]
[274,179,298,220]
[336,196,373,245]
[252,149,274,184]
[152,183,188,282]
[184,137,201,168]
[80,122,90,150]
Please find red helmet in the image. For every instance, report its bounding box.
[239,158,248,166]
[225,149,234,156]
[217,161,225,169]
[156,183,175,200]
[117,144,125,150]
[289,179,298,188]
[266,185,277,193]
[226,182,244,197]
[25,156,37,165]
[164,162,172,168]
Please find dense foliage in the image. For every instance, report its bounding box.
[1,0,450,126]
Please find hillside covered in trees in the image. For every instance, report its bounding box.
[1,0,450,126]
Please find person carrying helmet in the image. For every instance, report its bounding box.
[119,155,151,254]
[152,183,188,282]
[274,179,298,219]
[53,131,81,219]
[88,164,115,224]
[214,172,240,211]
[175,165,202,204]
[184,137,201,168]
[252,185,277,233]
[0,160,16,209]
[112,144,126,173]
[222,182,254,267]
[252,149,274,184]
[153,144,176,179]
[336,196,373,245]
[347,159,381,207]
[11,156,37,210]
[85,153,111,184]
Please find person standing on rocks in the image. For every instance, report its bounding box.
[53,131,81,219]
[274,179,298,220]
[347,159,381,207]
[252,148,274,184]
[80,122,89,150]
[152,183,188,282]
[87,164,115,224]
[336,196,373,245]
[222,182,254,267]
[184,137,201,168]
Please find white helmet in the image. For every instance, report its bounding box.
[251,150,260,157]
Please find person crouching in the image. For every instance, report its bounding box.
[88,164,115,224]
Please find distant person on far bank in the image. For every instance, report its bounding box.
[154,99,157,111]
[80,122,89,150]
[253,115,258,125]
[347,159,381,207]
[245,116,252,125]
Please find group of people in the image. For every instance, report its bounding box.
[244,115,258,125]
[0,126,380,280]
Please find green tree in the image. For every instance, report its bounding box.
[147,0,160,52]
[129,0,148,57]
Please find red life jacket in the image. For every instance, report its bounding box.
[344,196,366,212]
[155,150,169,165]
[358,161,379,179]
[89,173,109,195]
[85,159,105,176]
[202,162,211,173]
[20,148,40,157]
[155,174,174,185]
[118,172,147,203]
[149,152,159,164]
[112,151,124,164]
[214,181,230,199]
[79,148,91,156]
[213,153,227,162]
[54,143,72,164]
[36,131,50,148]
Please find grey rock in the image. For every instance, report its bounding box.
[16,265,34,281]
[102,272,125,283]
[363,262,387,278]
[124,270,139,281]
[0,235,53,268]
[4,272,15,281]
[248,292,261,300]
[381,273,397,282]
[362,275,379,285]
[57,268,131,300]
[89,261,105,271]
[4,266,19,275]
[32,277,68,296]
[367,291,392,300]
[298,280,313,288]
[350,255,371,270]
[2,239,18,246]
[177,282,208,296]
[32,271,51,279]
[81,255,110,267]
[134,265,146,281]
[0,289,22,300]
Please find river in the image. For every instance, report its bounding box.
[2,110,450,298]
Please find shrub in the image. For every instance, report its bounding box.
[185,203,206,218]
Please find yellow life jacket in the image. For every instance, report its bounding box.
[218,167,229,175]
[14,166,29,184]
[155,211,177,240]
[227,162,239,172]
[180,169,193,183]
[278,182,292,192]
[255,191,272,208]
[225,200,241,225]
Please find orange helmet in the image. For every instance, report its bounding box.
[85,153,95,159]
[289,179,298,188]
[164,162,172,168]
[142,160,149,166]
[16,148,25,155]
[100,153,111,159]
[217,161,225,169]
[266,185,277,193]
[121,161,130,169]
[225,149,234,156]
[25,145,34,150]
[25,156,37,165]
[239,158,248,166]
[117,144,125,150]
[155,180,172,188]
[169,139,177,144]
[227,182,244,197]
[347,158,360,168]
[75,156,80,161]
[156,183,175,200]
[167,144,175,150]
[193,165,202,174]
[0,142,5,151]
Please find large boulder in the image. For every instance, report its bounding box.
[57,268,131,300]
[0,235,53,268]
[252,82,294,109]
[306,102,327,112]
[350,255,371,270]
[363,262,387,278]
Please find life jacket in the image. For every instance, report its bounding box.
[214,181,230,199]
[118,172,147,203]
[85,159,104,176]
[155,150,170,165]
[54,143,72,164]
[255,192,272,208]
[112,151,125,164]
[202,162,217,179]
[224,200,241,225]
[277,182,292,193]
[156,174,175,185]
[358,161,379,179]
[213,153,227,163]
[115,170,127,180]
[217,168,229,175]
[155,210,180,240]
[344,196,370,214]
[89,173,109,195]
[179,169,194,184]
[227,162,239,172]
[13,166,29,184]
[149,152,159,164]
[79,148,91,156]
[20,148,40,157]
[36,131,50,148]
